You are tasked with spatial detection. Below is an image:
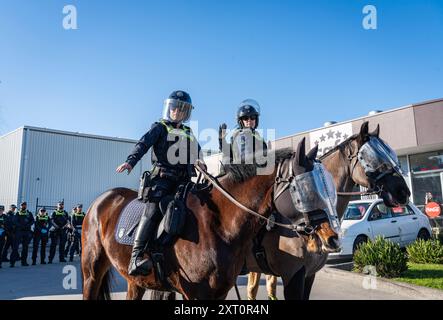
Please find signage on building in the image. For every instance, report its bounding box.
[310,123,353,157]
[425,202,442,218]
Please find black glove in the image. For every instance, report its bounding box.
[219,123,227,140]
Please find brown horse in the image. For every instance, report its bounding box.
[245,121,411,300]
[81,139,340,300]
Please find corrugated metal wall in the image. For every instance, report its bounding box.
[20,127,150,213]
[0,128,23,207]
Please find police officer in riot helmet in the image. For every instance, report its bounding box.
[48,201,70,263]
[116,90,206,276]
[10,202,34,267]
[1,204,17,263]
[219,99,267,164]
[0,205,6,268]
[32,207,50,265]
[68,204,85,262]
[219,99,278,300]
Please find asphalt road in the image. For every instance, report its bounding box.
[0,257,417,300]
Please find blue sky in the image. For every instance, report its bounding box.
[1,0,442,149]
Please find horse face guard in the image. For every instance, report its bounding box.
[274,159,340,235]
[356,136,403,187]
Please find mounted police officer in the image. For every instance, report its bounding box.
[10,202,34,267]
[68,204,85,262]
[219,99,277,300]
[219,99,267,165]
[0,206,6,268]
[48,201,70,263]
[1,204,17,263]
[116,90,205,276]
[32,207,50,265]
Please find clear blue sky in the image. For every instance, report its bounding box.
[1,0,442,149]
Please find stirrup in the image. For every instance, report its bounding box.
[128,256,153,276]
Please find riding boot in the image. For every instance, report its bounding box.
[128,204,158,276]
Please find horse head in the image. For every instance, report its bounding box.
[346,121,410,208]
[274,138,341,254]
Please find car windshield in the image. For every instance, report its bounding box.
[343,203,370,220]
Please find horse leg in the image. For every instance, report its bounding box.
[303,274,316,300]
[283,267,305,300]
[247,272,261,300]
[126,281,146,300]
[82,234,112,300]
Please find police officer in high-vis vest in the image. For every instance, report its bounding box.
[32,207,51,265]
[116,90,205,276]
[48,201,70,263]
[0,206,6,268]
[68,204,85,262]
[1,204,17,263]
[219,99,277,300]
[10,202,34,267]
[219,99,267,165]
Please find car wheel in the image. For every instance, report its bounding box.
[417,229,431,241]
[353,235,367,254]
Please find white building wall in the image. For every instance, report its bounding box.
[0,128,23,207]
[19,127,150,213]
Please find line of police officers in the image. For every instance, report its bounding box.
[0,201,86,268]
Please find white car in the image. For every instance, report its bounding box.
[329,199,432,260]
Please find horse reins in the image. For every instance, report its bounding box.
[194,163,309,233]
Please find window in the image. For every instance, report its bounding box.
[410,151,443,173]
[343,203,370,220]
[411,172,442,208]
[368,203,393,221]
[398,155,409,174]
[410,150,443,209]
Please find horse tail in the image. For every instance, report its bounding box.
[97,268,114,300]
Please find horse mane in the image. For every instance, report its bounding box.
[318,133,359,160]
[222,148,294,183]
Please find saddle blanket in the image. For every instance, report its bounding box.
[115,199,145,246]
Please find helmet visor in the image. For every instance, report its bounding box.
[162,98,193,123]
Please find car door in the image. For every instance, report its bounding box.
[392,205,419,246]
[368,203,401,244]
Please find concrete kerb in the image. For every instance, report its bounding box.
[321,266,443,300]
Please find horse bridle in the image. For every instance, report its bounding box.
[329,142,383,197]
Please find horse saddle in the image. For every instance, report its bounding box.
[115,183,192,247]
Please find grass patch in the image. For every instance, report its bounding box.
[394,263,443,290]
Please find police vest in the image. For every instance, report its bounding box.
[151,120,199,169]
[231,128,265,163]
[18,209,31,216]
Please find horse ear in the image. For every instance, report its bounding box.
[370,124,380,137]
[295,137,307,166]
[357,121,369,145]
[306,144,318,161]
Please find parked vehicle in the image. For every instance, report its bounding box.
[328,199,432,260]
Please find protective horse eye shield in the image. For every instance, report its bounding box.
[358,137,402,176]
[289,162,341,233]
